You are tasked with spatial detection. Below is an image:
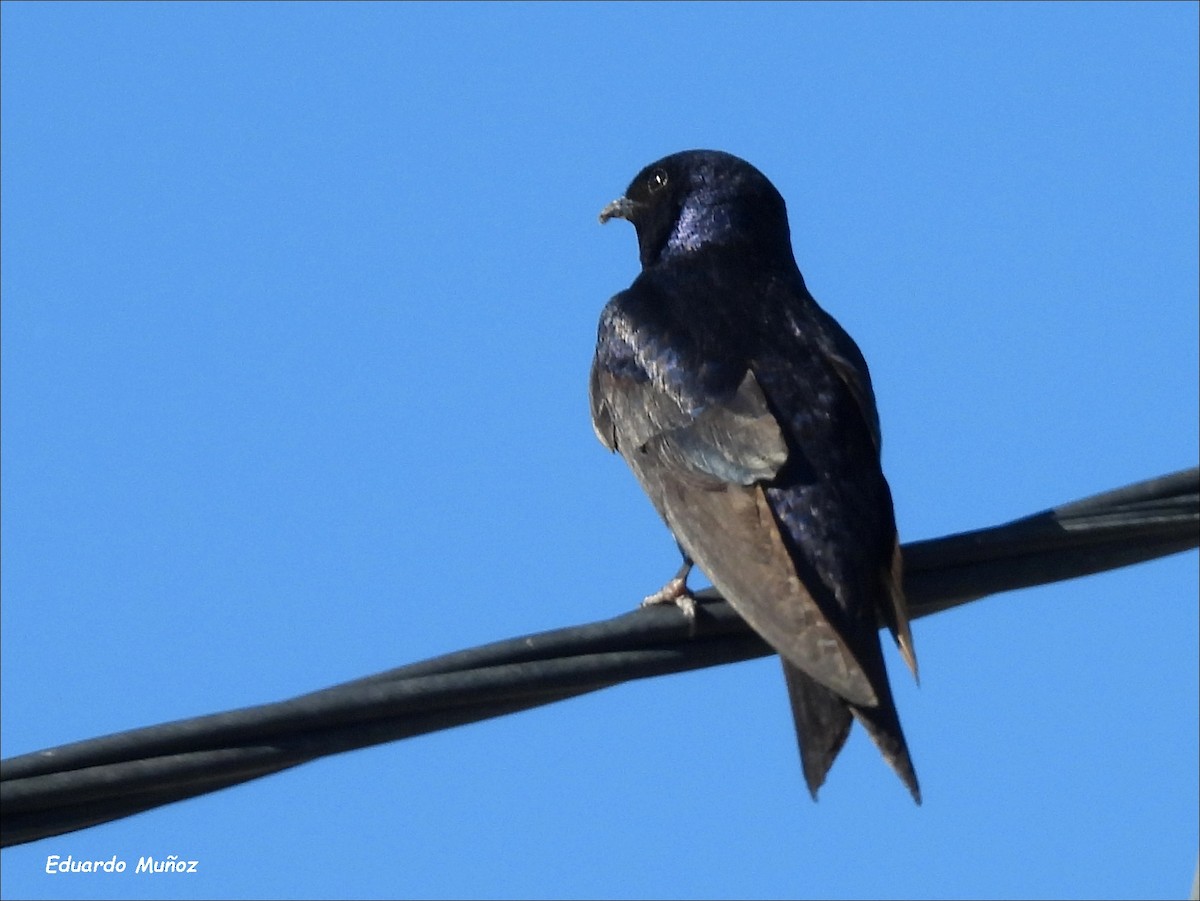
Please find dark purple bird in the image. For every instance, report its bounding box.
[590,150,920,801]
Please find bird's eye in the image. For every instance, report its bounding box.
[648,169,669,193]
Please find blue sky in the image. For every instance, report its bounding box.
[2,3,1197,899]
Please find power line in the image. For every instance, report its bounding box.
[2,467,1196,848]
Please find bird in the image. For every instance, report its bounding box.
[589,149,920,802]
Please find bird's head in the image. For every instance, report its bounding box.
[599,150,795,270]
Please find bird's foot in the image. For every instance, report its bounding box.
[641,574,697,621]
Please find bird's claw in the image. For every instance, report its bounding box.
[641,575,698,621]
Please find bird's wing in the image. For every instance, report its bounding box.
[806,302,883,451]
[589,295,697,454]
[822,355,917,679]
[803,301,918,680]
[655,463,878,706]
[591,290,790,481]
[590,293,878,705]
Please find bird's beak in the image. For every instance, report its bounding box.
[598,196,637,224]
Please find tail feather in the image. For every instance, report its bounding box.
[849,692,922,804]
[781,641,921,803]
[781,661,853,799]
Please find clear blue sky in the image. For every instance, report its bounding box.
[2,3,1197,899]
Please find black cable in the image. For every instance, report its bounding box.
[2,467,1196,848]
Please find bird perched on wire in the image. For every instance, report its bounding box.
[589,149,920,802]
